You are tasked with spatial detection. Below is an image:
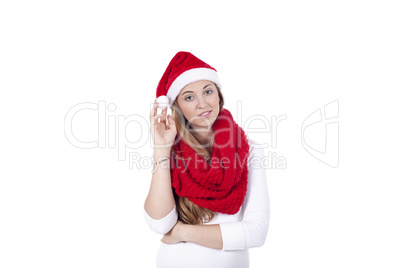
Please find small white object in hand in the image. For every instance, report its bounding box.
[156,95,170,110]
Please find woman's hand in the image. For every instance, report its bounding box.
[161,221,187,244]
[161,221,223,249]
[150,99,177,152]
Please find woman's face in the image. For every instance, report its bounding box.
[176,80,220,130]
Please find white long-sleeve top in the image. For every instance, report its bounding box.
[144,139,270,268]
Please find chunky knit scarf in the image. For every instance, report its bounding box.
[170,108,250,215]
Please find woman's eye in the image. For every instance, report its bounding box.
[185,90,212,101]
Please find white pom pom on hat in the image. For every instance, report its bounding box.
[156,95,169,110]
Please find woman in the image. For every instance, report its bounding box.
[144,51,270,268]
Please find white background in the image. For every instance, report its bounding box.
[1,0,401,267]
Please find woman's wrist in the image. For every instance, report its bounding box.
[153,148,171,159]
[180,223,192,242]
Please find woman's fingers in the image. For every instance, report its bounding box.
[150,100,159,118]
[153,114,168,125]
[150,100,158,125]
[160,108,167,124]
[151,100,169,125]
[167,115,177,133]
[153,100,159,115]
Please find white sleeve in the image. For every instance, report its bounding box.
[220,140,270,251]
[144,205,178,235]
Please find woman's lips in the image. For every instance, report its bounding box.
[198,110,212,118]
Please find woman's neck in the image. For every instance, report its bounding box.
[191,127,214,148]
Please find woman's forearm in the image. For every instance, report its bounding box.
[144,149,175,219]
[183,224,223,250]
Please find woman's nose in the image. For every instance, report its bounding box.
[196,96,208,108]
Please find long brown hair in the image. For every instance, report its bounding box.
[170,83,225,225]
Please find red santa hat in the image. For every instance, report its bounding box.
[156,51,222,106]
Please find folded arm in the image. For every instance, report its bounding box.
[161,143,270,251]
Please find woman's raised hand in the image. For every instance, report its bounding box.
[150,99,177,152]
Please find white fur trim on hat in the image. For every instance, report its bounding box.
[166,67,222,104]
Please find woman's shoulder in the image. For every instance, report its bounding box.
[247,138,267,159]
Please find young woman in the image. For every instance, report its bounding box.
[144,51,270,268]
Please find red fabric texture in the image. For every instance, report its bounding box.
[170,108,250,215]
[156,51,217,97]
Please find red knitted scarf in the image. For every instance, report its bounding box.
[170,108,250,215]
